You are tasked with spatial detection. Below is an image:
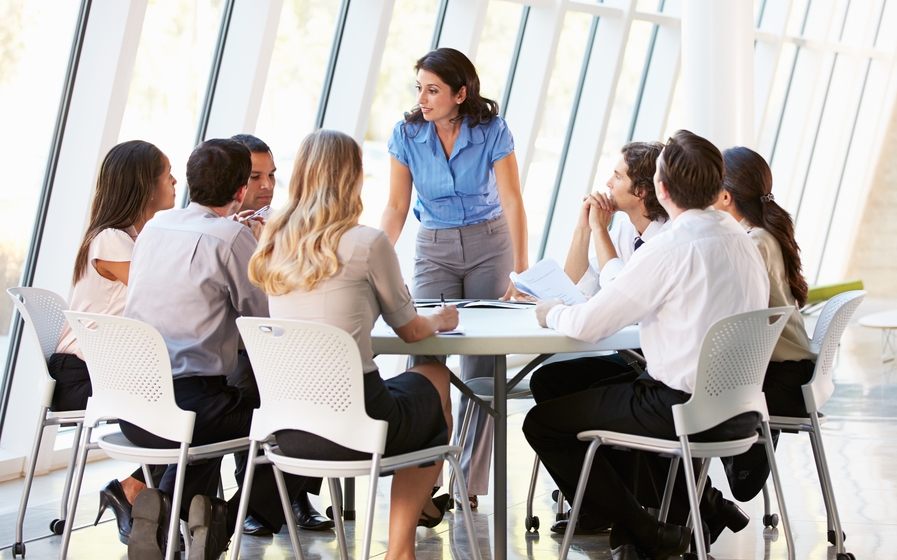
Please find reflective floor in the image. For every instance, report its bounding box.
[2,297,896,559]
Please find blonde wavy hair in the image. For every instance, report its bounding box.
[249,129,364,294]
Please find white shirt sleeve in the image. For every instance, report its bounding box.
[598,257,625,289]
[89,228,134,267]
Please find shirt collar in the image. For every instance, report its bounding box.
[640,218,668,242]
[412,117,485,158]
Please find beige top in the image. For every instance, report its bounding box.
[268,225,418,374]
[742,220,815,362]
[56,228,136,360]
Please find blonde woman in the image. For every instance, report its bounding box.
[249,129,459,559]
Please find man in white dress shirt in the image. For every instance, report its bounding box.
[565,141,669,296]
[524,130,769,560]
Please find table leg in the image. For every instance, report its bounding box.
[493,354,507,560]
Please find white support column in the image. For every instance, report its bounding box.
[753,0,792,144]
[503,1,565,188]
[436,0,490,59]
[0,0,148,476]
[630,0,682,142]
[541,3,634,259]
[320,0,396,144]
[681,0,754,148]
[203,0,284,139]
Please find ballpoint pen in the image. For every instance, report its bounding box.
[441,293,446,308]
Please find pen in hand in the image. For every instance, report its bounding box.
[441,293,446,308]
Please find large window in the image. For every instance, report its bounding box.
[0,0,80,370]
[117,0,226,205]
[521,10,593,264]
[255,0,343,211]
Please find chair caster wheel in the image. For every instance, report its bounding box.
[828,529,847,545]
[551,489,559,503]
[763,513,779,528]
[524,515,539,531]
[49,518,66,535]
[325,506,334,519]
[836,553,855,560]
[683,553,698,560]
[12,542,25,557]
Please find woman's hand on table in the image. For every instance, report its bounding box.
[500,280,536,302]
[535,299,564,328]
[431,304,459,332]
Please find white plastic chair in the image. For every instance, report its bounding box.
[558,307,796,560]
[58,312,249,560]
[6,287,81,558]
[761,290,865,560]
[231,317,482,560]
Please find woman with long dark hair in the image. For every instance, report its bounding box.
[379,47,528,509]
[250,129,459,557]
[51,139,176,544]
[713,146,816,503]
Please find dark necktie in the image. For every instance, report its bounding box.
[634,236,644,251]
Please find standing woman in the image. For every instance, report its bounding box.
[50,140,176,543]
[713,146,816,502]
[380,47,529,508]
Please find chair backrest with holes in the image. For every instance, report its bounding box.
[237,317,388,455]
[64,311,195,442]
[803,290,865,413]
[672,307,791,437]
[7,288,69,408]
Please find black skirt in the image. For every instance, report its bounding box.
[277,369,448,461]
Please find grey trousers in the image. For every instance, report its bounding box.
[408,213,513,496]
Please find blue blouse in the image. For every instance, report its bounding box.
[388,115,515,229]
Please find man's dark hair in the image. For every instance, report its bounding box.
[621,141,667,222]
[231,133,272,155]
[187,138,252,207]
[656,130,725,210]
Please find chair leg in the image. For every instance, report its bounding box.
[761,422,794,560]
[229,440,259,560]
[807,428,835,532]
[142,464,155,489]
[679,437,707,560]
[559,439,602,560]
[272,464,305,560]
[328,478,349,560]
[809,414,847,553]
[448,400,476,500]
[447,453,482,560]
[525,454,540,531]
[658,456,680,523]
[165,444,190,560]
[58,426,93,560]
[361,455,382,560]
[15,407,50,549]
[58,422,83,523]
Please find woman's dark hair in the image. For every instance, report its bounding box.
[723,146,808,307]
[404,47,498,130]
[73,140,165,283]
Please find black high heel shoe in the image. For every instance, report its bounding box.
[96,479,133,544]
[417,494,451,528]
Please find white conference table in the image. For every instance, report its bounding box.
[371,306,640,558]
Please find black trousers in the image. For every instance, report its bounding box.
[120,374,320,536]
[48,353,165,487]
[525,356,758,531]
[720,359,815,502]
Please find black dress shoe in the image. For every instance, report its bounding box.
[188,495,229,560]
[706,498,750,543]
[647,522,692,560]
[128,488,170,560]
[550,510,612,535]
[242,515,274,537]
[292,492,334,531]
[96,479,133,545]
[611,543,646,560]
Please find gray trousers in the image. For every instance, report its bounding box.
[408,213,513,495]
